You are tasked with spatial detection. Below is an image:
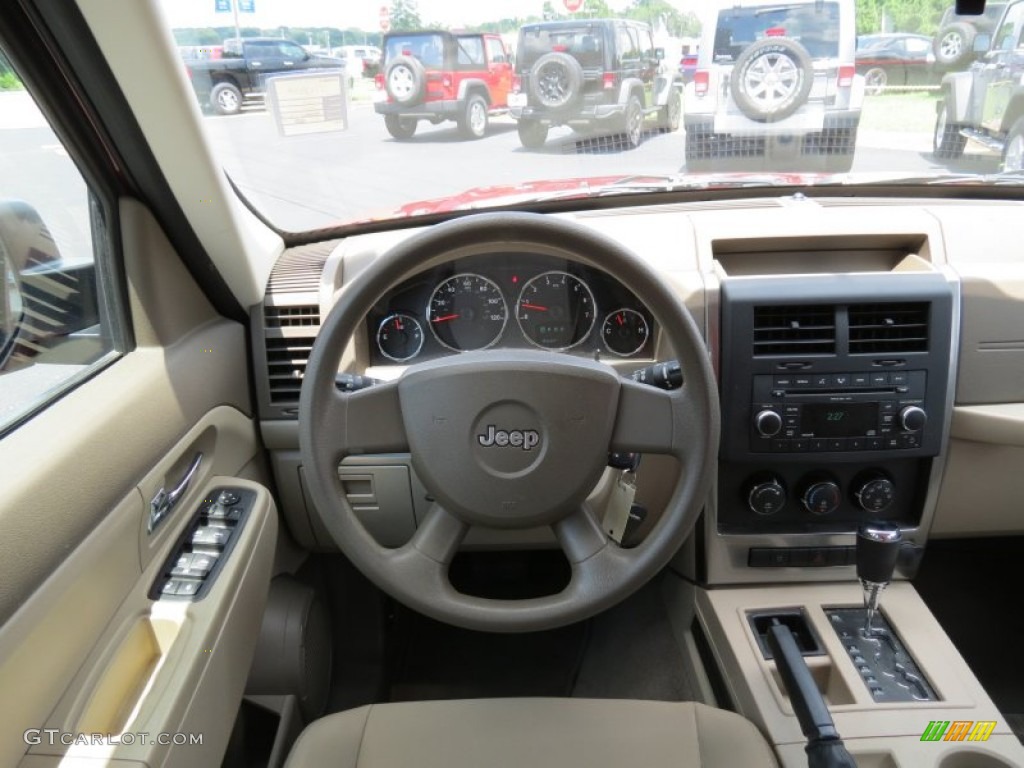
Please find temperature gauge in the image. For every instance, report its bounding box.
[376,313,424,362]
[602,308,649,357]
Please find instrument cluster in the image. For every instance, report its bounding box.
[366,254,655,365]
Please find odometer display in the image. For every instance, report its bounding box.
[516,271,595,350]
[427,273,507,351]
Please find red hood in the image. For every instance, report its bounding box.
[357,172,840,223]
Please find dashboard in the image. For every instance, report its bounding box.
[365,253,656,366]
[253,197,1024,585]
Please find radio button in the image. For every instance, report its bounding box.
[784,415,800,428]
[828,438,847,451]
[771,440,789,452]
[811,439,829,452]
[793,376,813,388]
[880,401,896,413]
[884,437,901,449]
[849,438,866,450]
[812,374,830,387]
[784,405,801,415]
[774,376,794,387]
[881,413,896,426]
[899,433,922,449]
[870,373,889,386]
[891,372,908,386]
[832,374,851,387]
[852,373,870,387]
[867,437,885,450]
[792,439,809,452]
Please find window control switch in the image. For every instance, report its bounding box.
[192,526,232,549]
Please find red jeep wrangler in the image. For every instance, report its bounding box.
[374,30,512,140]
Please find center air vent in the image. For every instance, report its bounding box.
[849,302,929,354]
[753,305,836,356]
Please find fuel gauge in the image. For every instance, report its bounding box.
[602,308,649,357]
[377,313,424,362]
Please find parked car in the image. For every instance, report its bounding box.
[508,19,682,150]
[373,30,512,140]
[186,37,345,115]
[934,0,1024,170]
[855,33,937,94]
[331,44,381,78]
[932,1,1008,69]
[683,0,863,172]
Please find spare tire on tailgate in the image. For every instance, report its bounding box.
[385,55,426,105]
[528,52,584,110]
[933,22,976,69]
[730,37,813,123]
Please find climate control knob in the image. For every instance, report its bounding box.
[801,480,842,516]
[854,474,896,514]
[899,406,927,433]
[748,478,787,516]
[754,409,783,438]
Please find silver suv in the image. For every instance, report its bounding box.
[683,0,863,172]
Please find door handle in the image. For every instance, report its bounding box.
[148,452,203,534]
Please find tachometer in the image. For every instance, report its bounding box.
[602,308,649,357]
[426,273,508,351]
[376,313,424,362]
[516,271,595,350]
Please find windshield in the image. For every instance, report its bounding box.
[157,0,1020,233]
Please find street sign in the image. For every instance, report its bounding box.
[215,0,230,11]
[379,5,390,32]
[564,0,584,12]
[238,0,255,12]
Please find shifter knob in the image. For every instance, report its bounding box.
[856,523,903,585]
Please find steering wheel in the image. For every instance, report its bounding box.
[299,212,718,632]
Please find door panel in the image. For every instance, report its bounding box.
[0,201,276,766]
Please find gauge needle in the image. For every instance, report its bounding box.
[394,318,403,330]
[616,312,625,326]
[521,303,548,311]
[432,314,460,323]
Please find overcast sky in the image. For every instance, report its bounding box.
[157,0,649,31]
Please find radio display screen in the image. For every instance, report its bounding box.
[803,403,878,437]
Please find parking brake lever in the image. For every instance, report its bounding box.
[767,622,856,768]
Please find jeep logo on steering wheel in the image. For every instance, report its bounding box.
[477,425,540,451]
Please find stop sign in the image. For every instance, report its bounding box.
[564,0,584,12]
[379,5,390,32]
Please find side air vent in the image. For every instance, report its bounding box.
[753,305,836,356]
[849,302,929,354]
[265,304,320,327]
[265,335,315,403]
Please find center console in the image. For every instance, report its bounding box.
[706,270,958,584]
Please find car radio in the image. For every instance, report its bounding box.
[749,369,928,453]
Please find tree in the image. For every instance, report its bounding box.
[624,0,699,38]
[391,0,423,32]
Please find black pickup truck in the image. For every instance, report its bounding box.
[186,37,344,115]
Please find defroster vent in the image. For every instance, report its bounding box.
[753,305,836,356]
[849,302,929,354]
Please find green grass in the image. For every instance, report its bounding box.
[0,72,23,90]
[860,91,939,134]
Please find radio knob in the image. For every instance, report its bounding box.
[802,480,841,516]
[854,474,896,514]
[748,478,787,516]
[754,409,783,438]
[899,406,927,433]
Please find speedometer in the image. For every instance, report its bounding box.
[426,273,508,351]
[516,271,595,350]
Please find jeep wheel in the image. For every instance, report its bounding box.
[658,89,682,133]
[517,119,549,150]
[1002,117,1024,172]
[864,67,888,96]
[385,56,426,105]
[730,37,813,123]
[458,94,488,140]
[623,96,644,150]
[384,115,418,140]
[933,100,966,159]
[529,52,584,110]
[210,82,243,116]
[933,22,976,69]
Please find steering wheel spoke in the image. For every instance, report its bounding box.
[327,379,409,459]
[554,504,608,564]
[408,503,468,564]
[610,378,685,456]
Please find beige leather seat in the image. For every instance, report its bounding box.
[285,698,779,768]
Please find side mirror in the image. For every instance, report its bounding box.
[974,34,991,52]
[655,47,665,60]
[0,234,24,370]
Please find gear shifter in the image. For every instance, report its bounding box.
[856,523,902,635]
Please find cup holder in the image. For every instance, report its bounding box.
[938,751,1017,768]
